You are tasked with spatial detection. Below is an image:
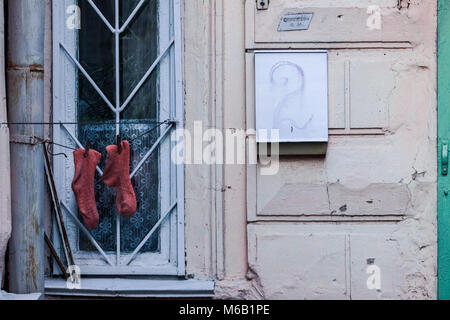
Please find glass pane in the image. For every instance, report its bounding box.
[77,0,161,253]
[78,123,116,252]
[92,0,115,26]
[120,123,160,253]
[119,0,144,23]
[79,1,115,121]
[120,0,159,118]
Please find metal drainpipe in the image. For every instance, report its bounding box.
[6,0,45,294]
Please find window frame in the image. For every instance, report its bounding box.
[51,0,185,277]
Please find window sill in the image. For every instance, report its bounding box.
[45,277,215,298]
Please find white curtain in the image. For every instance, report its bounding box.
[0,0,12,289]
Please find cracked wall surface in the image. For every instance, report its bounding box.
[243,0,437,300]
[184,0,437,299]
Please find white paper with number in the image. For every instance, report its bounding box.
[255,51,328,143]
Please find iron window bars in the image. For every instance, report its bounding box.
[52,0,184,275]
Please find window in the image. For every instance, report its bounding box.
[52,0,184,276]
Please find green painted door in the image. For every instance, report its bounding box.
[439,0,450,300]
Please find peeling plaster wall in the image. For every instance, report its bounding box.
[184,0,437,299]
[183,0,218,279]
[0,0,435,299]
[0,0,12,290]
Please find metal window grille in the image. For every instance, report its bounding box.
[52,0,184,276]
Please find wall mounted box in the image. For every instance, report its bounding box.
[255,50,328,155]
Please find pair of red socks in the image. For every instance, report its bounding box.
[71,140,137,230]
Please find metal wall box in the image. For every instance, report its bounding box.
[255,50,328,155]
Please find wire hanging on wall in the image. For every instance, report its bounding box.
[4,119,173,155]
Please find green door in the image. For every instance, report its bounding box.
[439,0,450,300]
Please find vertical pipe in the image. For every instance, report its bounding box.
[6,0,45,294]
[0,0,12,290]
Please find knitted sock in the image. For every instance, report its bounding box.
[71,148,101,230]
[102,140,137,217]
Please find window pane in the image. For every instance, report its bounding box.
[77,0,161,253]
[120,0,159,119]
[78,2,115,121]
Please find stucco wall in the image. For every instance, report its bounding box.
[184,0,437,299]
[0,0,12,290]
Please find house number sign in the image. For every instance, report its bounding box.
[255,50,328,143]
[278,13,313,31]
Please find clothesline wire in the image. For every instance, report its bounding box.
[1,120,169,125]
[47,141,78,151]
[127,119,170,143]
[9,120,171,154]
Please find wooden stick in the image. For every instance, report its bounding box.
[44,232,69,278]
[43,141,75,266]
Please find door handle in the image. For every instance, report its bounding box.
[442,141,448,176]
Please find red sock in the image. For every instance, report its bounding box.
[102,140,137,217]
[71,148,101,230]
